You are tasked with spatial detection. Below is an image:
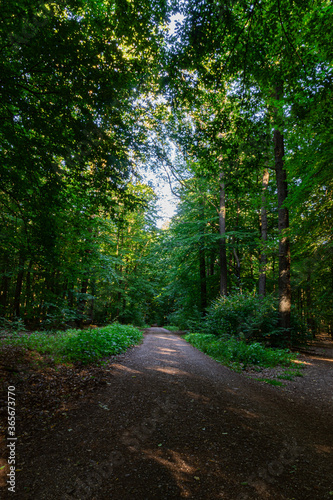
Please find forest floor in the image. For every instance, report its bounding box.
[0,328,333,499]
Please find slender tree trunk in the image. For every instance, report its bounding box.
[88,279,95,324]
[209,250,215,277]
[62,277,68,299]
[13,254,25,318]
[219,170,227,295]
[0,256,11,316]
[24,260,33,319]
[274,84,291,343]
[77,278,89,327]
[199,200,207,313]
[232,199,241,290]
[25,261,32,307]
[116,226,124,320]
[199,242,207,312]
[250,254,254,281]
[259,169,269,297]
[306,272,315,338]
[69,280,75,307]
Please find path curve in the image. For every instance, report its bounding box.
[16,330,333,499]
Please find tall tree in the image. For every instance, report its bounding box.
[168,0,333,339]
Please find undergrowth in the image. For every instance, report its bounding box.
[184,333,298,370]
[1,324,143,365]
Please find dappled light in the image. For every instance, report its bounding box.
[110,364,143,375]
[147,366,193,377]
[142,449,197,498]
[314,444,332,455]
[228,407,260,420]
[155,347,178,354]
[310,356,333,363]
[186,391,211,403]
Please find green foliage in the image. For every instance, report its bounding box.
[0,316,27,333]
[2,329,76,357]
[203,292,309,347]
[1,0,331,342]
[184,333,296,370]
[1,324,143,365]
[167,306,203,332]
[163,325,181,331]
[63,324,143,363]
[260,379,285,387]
[0,0,167,328]
[205,292,279,340]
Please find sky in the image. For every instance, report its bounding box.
[140,13,185,229]
[141,168,178,228]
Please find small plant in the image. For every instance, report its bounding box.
[277,368,304,380]
[0,316,26,332]
[260,378,285,387]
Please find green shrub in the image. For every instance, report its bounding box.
[167,306,204,332]
[205,292,279,340]
[185,333,296,369]
[1,323,143,365]
[204,292,309,347]
[63,324,143,363]
[1,329,75,354]
[0,316,27,332]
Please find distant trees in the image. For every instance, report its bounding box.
[0,0,168,327]
[158,0,333,341]
[1,0,332,340]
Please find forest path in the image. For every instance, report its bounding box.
[14,330,333,499]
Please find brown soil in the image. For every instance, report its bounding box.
[1,328,333,499]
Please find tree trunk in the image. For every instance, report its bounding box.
[199,200,207,313]
[199,249,207,312]
[259,169,269,297]
[24,260,34,317]
[0,256,11,316]
[209,249,215,277]
[274,85,291,343]
[306,272,315,338]
[13,254,25,318]
[89,279,95,324]
[77,278,89,327]
[219,170,227,295]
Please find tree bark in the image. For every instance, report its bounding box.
[199,207,207,313]
[259,169,269,297]
[274,85,291,342]
[219,170,228,295]
[13,254,25,318]
[76,278,89,327]
[306,272,315,338]
[0,256,11,316]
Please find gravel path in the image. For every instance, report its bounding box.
[6,329,333,499]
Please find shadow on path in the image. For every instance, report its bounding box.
[12,331,333,499]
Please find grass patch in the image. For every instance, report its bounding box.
[258,378,285,386]
[163,325,181,332]
[184,333,297,370]
[277,368,304,380]
[1,323,143,365]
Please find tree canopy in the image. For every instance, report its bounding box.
[0,0,332,343]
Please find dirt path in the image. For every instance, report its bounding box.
[3,329,333,499]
